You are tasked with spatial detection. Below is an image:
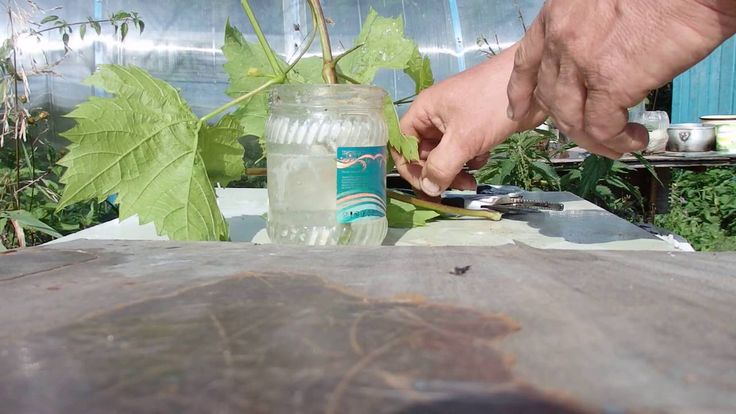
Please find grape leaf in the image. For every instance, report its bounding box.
[337,8,416,84]
[223,20,306,146]
[231,93,269,138]
[384,95,419,162]
[199,115,245,187]
[58,65,229,241]
[290,56,326,84]
[387,198,440,228]
[405,46,434,93]
[223,19,285,97]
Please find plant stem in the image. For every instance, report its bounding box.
[10,219,25,248]
[240,0,283,77]
[285,14,318,73]
[199,76,282,124]
[336,72,361,84]
[245,168,267,177]
[305,0,337,84]
[393,94,417,105]
[32,19,117,35]
[388,190,503,221]
[9,7,20,210]
[333,42,364,65]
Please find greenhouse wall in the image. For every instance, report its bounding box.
[1,0,543,140]
[672,36,736,123]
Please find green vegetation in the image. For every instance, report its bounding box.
[57,1,431,242]
[0,3,140,250]
[0,145,116,250]
[476,130,647,223]
[656,168,736,252]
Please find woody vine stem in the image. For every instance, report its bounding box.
[207,0,501,220]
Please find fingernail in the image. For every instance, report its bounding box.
[506,106,514,120]
[421,178,441,196]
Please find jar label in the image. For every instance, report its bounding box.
[336,146,387,224]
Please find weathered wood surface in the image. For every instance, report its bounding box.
[1,240,735,413]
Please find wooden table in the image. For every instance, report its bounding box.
[551,152,736,169]
[2,241,735,413]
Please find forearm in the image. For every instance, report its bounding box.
[473,43,545,138]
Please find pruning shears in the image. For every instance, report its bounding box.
[441,185,565,215]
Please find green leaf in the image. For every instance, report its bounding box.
[58,65,229,241]
[631,152,662,186]
[387,198,440,228]
[595,185,613,199]
[290,56,326,84]
[495,160,516,184]
[62,33,70,48]
[120,23,129,41]
[383,95,419,162]
[231,93,268,139]
[337,8,416,84]
[79,23,87,40]
[0,39,13,60]
[578,155,613,199]
[223,19,285,98]
[531,161,560,187]
[1,210,62,239]
[112,11,132,20]
[199,115,245,187]
[0,216,8,249]
[404,46,434,93]
[90,20,102,36]
[138,20,145,35]
[40,15,59,25]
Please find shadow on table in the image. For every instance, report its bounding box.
[395,392,590,414]
[521,191,582,204]
[226,215,267,242]
[507,210,656,245]
[383,228,410,246]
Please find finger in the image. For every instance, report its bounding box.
[467,153,490,170]
[532,45,561,116]
[449,171,478,191]
[414,171,477,202]
[419,139,437,160]
[507,14,546,121]
[584,90,649,154]
[400,102,444,144]
[547,56,586,137]
[391,147,424,190]
[420,130,475,197]
[566,133,624,160]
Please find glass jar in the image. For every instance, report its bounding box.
[265,84,389,246]
[641,111,670,153]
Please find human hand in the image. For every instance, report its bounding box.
[507,0,736,159]
[396,46,545,197]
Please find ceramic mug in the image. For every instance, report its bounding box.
[701,115,736,153]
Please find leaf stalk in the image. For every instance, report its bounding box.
[199,76,282,124]
[240,0,284,76]
[387,190,503,221]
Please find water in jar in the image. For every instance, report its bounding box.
[265,85,388,246]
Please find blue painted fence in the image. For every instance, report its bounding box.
[672,36,736,123]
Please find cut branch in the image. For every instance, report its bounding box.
[306,0,337,84]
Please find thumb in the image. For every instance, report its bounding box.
[420,132,475,197]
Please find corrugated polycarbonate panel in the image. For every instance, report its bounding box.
[2,0,542,139]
